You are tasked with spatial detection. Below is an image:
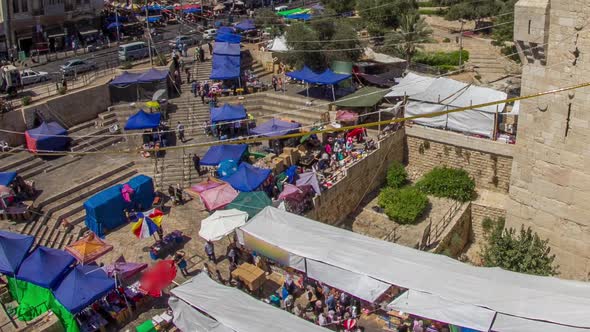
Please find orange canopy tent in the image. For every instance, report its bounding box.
[65,232,113,264]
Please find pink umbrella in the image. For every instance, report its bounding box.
[336,110,359,122]
[199,184,239,211]
[278,184,303,200]
[190,177,225,193]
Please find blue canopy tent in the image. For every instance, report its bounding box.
[0,231,34,275]
[210,104,247,123]
[251,118,301,137]
[110,71,142,86]
[16,247,75,289]
[285,13,312,21]
[0,172,17,186]
[126,175,155,210]
[213,42,241,56]
[286,67,352,100]
[124,109,161,130]
[53,265,115,314]
[201,144,248,166]
[215,30,241,44]
[218,26,235,34]
[137,68,169,82]
[235,19,256,31]
[106,22,123,30]
[84,184,129,237]
[146,16,161,23]
[25,122,68,153]
[221,163,271,192]
[210,55,241,80]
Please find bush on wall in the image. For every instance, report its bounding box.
[416,166,475,202]
[378,187,429,224]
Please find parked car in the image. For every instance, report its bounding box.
[274,5,288,11]
[118,42,152,61]
[60,59,96,76]
[168,35,196,49]
[203,29,217,40]
[20,69,49,85]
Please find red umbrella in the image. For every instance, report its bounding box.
[139,260,177,297]
[343,318,357,331]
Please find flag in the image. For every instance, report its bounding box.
[130,208,164,239]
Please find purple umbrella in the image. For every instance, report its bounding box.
[103,256,148,280]
[296,172,321,195]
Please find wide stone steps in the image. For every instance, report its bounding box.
[22,162,135,236]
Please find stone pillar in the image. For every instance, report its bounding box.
[507,0,590,280]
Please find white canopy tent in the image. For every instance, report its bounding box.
[199,209,248,241]
[169,297,234,332]
[268,36,288,52]
[238,207,590,330]
[385,72,435,98]
[171,273,328,332]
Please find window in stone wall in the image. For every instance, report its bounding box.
[12,0,19,13]
[21,0,27,12]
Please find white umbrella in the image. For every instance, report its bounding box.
[199,209,248,241]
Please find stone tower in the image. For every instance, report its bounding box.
[507,0,590,280]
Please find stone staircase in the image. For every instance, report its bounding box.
[20,162,138,249]
[68,112,123,153]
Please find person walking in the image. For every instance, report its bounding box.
[208,42,213,55]
[271,75,277,91]
[199,46,205,62]
[185,67,191,84]
[205,241,216,263]
[176,122,185,143]
[191,80,197,97]
[192,153,201,176]
[200,86,206,104]
[174,250,189,276]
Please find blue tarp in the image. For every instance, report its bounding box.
[285,13,312,21]
[215,31,241,44]
[146,16,161,23]
[110,71,142,86]
[210,55,241,79]
[53,264,115,314]
[124,109,161,130]
[25,122,68,153]
[0,231,34,275]
[138,68,169,83]
[84,184,129,237]
[251,118,301,137]
[0,172,17,186]
[16,247,74,289]
[126,175,155,210]
[210,103,247,123]
[201,144,248,166]
[106,22,123,29]
[183,8,201,13]
[221,163,271,192]
[213,42,241,56]
[218,27,235,34]
[286,67,351,85]
[235,19,256,31]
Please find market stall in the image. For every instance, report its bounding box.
[65,232,113,264]
[25,122,69,154]
[0,230,34,275]
[124,109,161,130]
[251,118,301,138]
[221,163,271,192]
[201,144,248,167]
[198,184,239,211]
[199,209,248,241]
[224,191,272,219]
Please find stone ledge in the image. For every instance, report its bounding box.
[406,125,515,157]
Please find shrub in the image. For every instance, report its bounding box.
[21,96,32,106]
[120,61,133,69]
[378,187,429,224]
[442,37,451,43]
[436,64,456,73]
[416,167,475,202]
[414,50,470,67]
[58,87,67,95]
[155,54,168,66]
[386,162,407,189]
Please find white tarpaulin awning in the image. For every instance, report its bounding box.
[199,209,248,241]
[306,259,391,303]
[388,290,496,331]
[171,273,329,332]
[386,73,435,98]
[239,207,590,330]
[268,36,288,52]
[169,296,234,332]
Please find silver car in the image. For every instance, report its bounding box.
[20,69,49,85]
[60,59,97,76]
[169,35,196,49]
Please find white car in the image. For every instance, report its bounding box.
[275,5,288,11]
[203,29,217,40]
[20,69,49,85]
[60,59,97,77]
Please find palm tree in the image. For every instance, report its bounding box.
[383,12,433,68]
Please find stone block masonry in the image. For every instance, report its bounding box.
[405,126,514,193]
[307,129,405,225]
[471,203,506,244]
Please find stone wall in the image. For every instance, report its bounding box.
[433,203,471,257]
[307,129,405,225]
[471,203,506,243]
[0,109,27,146]
[406,126,514,193]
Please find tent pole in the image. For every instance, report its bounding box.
[331,85,335,101]
[306,83,309,98]
[377,105,381,133]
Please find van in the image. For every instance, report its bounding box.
[203,29,217,40]
[118,42,151,61]
[274,5,288,12]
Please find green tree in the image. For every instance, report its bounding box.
[481,218,559,276]
[491,0,517,44]
[283,23,324,71]
[357,0,418,36]
[320,0,356,15]
[382,12,433,67]
[324,20,364,64]
[445,0,503,24]
[254,7,283,37]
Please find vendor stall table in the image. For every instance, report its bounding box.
[149,231,183,260]
[231,263,266,292]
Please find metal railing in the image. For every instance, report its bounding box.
[420,199,463,250]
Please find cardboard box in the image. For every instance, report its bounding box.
[272,157,285,174]
[279,153,292,167]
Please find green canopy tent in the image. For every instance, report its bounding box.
[277,8,309,16]
[225,192,272,219]
[334,87,389,108]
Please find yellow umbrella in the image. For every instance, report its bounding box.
[146,101,160,108]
